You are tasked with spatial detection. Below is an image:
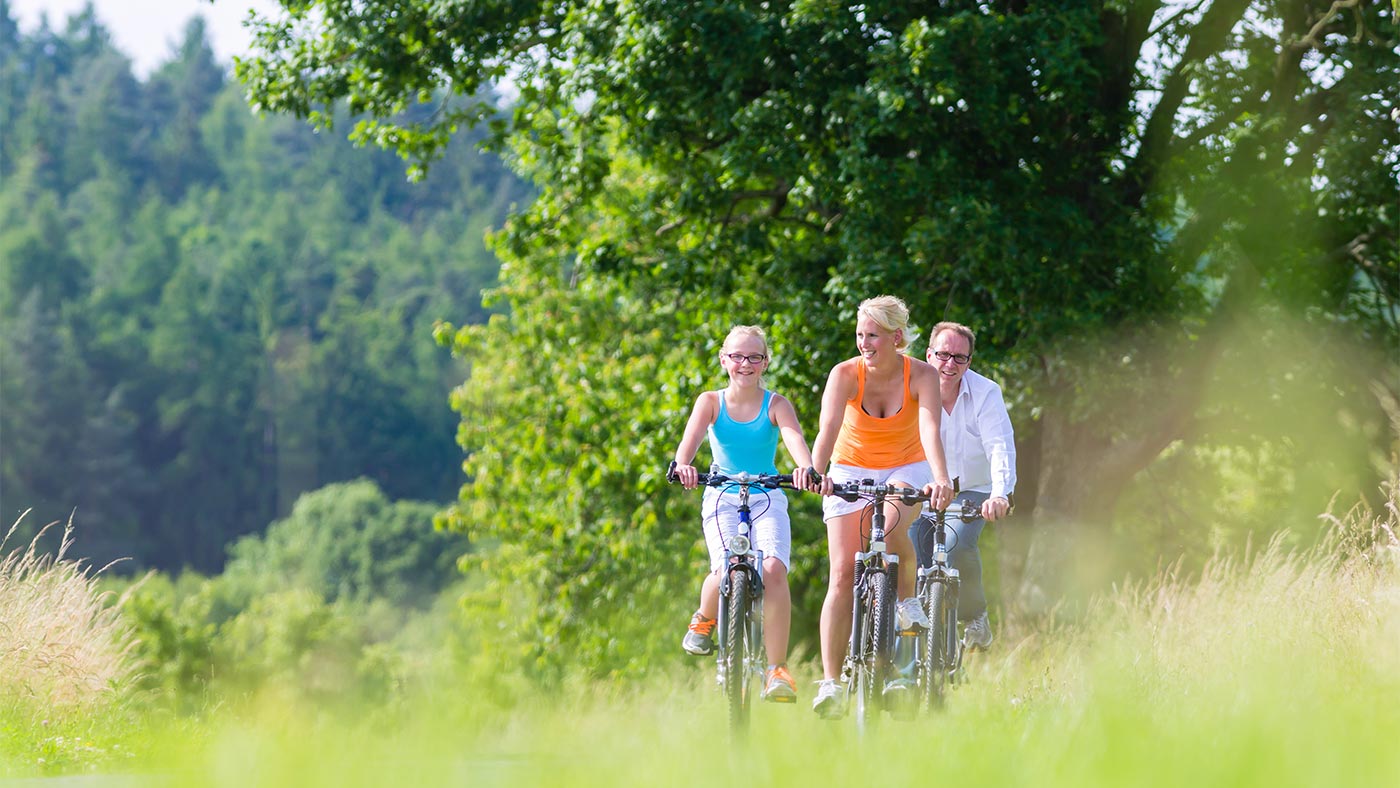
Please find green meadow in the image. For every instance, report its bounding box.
[5,490,1396,787]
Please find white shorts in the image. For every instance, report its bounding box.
[701,486,792,571]
[821,461,934,521]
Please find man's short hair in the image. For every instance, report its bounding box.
[930,322,976,356]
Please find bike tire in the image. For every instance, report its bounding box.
[920,580,948,711]
[724,567,751,731]
[850,574,877,730]
[871,568,896,694]
[944,583,962,685]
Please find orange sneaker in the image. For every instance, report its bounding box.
[762,665,797,702]
[682,612,716,655]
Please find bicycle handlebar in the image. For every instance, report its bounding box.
[828,480,931,505]
[928,498,987,522]
[666,461,818,490]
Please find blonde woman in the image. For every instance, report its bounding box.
[808,296,954,718]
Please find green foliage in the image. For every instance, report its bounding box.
[239,0,1398,672]
[119,479,466,706]
[0,5,531,571]
[223,479,469,609]
[118,571,220,704]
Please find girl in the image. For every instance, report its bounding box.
[671,325,817,702]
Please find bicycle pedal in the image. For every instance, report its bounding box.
[763,694,797,704]
[898,627,920,637]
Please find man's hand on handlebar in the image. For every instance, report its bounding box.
[982,495,1011,522]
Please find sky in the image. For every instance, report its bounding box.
[10,0,282,76]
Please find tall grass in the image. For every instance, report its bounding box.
[7,488,1399,785]
[100,483,1400,787]
[0,513,139,774]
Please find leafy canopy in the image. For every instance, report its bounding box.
[242,0,1399,675]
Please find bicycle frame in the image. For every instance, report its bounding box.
[712,478,765,727]
[910,498,982,711]
[667,464,801,731]
[831,481,928,730]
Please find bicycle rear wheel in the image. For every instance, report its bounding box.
[919,580,948,711]
[723,567,751,731]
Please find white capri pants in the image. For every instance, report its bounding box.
[701,486,792,572]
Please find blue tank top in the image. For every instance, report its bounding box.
[708,390,781,478]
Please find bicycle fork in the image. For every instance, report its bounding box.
[842,550,899,683]
[715,509,764,691]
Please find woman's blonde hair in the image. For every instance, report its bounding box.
[857,295,917,352]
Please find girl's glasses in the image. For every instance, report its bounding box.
[725,353,768,365]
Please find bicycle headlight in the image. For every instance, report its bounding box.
[730,534,751,555]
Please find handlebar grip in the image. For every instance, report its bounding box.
[955,497,986,521]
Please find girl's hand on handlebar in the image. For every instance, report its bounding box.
[673,462,699,489]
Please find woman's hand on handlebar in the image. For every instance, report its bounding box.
[923,478,955,511]
[796,466,824,493]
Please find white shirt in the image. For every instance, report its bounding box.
[940,369,1016,500]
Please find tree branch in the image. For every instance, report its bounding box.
[1129,0,1253,202]
[1290,0,1362,51]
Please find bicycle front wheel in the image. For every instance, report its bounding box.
[919,580,948,711]
[723,567,751,731]
[871,568,897,692]
[853,569,895,729]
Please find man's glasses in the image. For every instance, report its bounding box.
[725,353,768,365]
[931,350,971,365]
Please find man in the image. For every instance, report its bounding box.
[920,322,1016,649]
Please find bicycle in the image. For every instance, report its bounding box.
[909,498,985,711]
[827,479,930,730]
[667,462,807,731]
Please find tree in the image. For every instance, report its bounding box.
[239,1,1398,669]
[222,478,469,608]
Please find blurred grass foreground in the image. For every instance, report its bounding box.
[0,513,138,772]
[2,484,1398,785]
[0,514,136,708]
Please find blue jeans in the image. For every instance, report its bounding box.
[912,490,989,620]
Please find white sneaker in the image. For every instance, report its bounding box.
[964,611,993,650]
[883,677,914,697]
[812,679,844,719]
[896,597,930,631]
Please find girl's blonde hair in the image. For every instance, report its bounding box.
[857,295,917,352]
[721,325,770,356]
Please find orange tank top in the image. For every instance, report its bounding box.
[832,355,925,469]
